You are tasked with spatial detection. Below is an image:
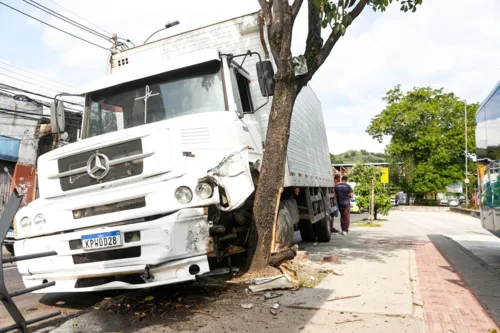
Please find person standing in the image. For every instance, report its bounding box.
[330,174,341,233]
[335,175,354,235]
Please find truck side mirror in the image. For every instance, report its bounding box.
[256,61,275,97]
[50,100,65,134]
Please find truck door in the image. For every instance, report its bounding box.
[227,63,263,162]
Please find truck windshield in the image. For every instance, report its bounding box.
[85,62,225,138]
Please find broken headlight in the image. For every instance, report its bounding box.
[195,182,213,200]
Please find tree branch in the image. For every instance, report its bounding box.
[291,0,304,21]
[299,0,369,87]
[258,0,273,25]
[304,0,322,66]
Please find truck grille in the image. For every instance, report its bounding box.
[57,139,144,191]
[72,197,146,219]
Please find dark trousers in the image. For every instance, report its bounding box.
[338,205,350,231]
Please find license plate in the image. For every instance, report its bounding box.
[6,229,14,238]
[81,231,121,251]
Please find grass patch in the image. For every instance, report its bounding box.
[354,222,382,228]
[361,218,388,222]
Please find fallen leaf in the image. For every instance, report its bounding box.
[93,306,100,310]
[144,296,155,302]
[138,312,147,320]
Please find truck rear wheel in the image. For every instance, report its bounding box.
[299,219,315,242]
[314,217,331,242]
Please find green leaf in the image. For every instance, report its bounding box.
[338,0,343,8]
[144,296,155,302]
[333,24,341,35]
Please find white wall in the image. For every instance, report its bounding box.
[0,94,42,165]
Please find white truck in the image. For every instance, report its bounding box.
[12,12,334,292]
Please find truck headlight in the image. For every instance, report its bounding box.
[195,182,213,199]
[34,214,46,225]
[175,186,193,204]
[20,217,31,230]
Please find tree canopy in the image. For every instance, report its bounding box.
[366,85,478,197]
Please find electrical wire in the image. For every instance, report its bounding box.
[21,0,111,41]
[0,58,75,89]
[47,0,113,36]
[0,1,110,51]
[0,72,63,95]
[0,83,83,106]
[0,88,82,114]
[0,66,74,92]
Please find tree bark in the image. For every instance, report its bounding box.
[248,67,297,271]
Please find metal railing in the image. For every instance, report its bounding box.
[0,190,60,333]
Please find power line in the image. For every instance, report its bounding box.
[0,72,63,95]
[0,1,110,51]
[0,66,73,92]
[0,87,82,113]
[21,0,111,41]
[0,58,75,89]
[47,0,113,36]
[0,83,83,107]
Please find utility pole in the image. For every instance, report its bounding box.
[464,100,468,207]
[369,177,375,222]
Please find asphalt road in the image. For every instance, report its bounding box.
[0,246,122,330]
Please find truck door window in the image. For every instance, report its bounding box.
[235,71,254,112]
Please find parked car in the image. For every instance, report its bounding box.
[459,196,466,205]
[448,197,459,207]
[350,197,364,213]
[391,195,397,206]
[439,197,449,206]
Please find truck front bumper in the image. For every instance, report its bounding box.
[14,208,212,292]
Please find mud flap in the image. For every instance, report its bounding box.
[207,146,255,211]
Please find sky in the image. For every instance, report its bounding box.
[0,0,499,154]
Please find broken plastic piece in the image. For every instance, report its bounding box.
[240,303,254,309]
[248,275,294,292]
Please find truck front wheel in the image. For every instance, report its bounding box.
[298,219,315,242]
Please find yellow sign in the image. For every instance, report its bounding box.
[381,167,389,184]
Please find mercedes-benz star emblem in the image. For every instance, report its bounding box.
[86,153,110,180]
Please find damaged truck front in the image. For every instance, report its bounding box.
[12,13,335,292]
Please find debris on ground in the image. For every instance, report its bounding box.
[326,294,361,302]
[335,318,364,325]
[264,292,282,300]
[248,275,294,292]
[323,255,341,264]
[240,303,254,309]
[270,309,278,316]
[270,303,280,309]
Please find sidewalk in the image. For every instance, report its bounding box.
[41,212,500,333]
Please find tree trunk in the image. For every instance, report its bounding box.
[247,71,298,271]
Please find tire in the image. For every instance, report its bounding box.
[314,217,331,242]
[298,219,315,242]
[4,244,14,255]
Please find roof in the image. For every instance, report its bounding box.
[79,48,220,95]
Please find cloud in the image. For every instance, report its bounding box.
[4,0,499,156]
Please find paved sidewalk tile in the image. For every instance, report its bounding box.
[415,243,497,333]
